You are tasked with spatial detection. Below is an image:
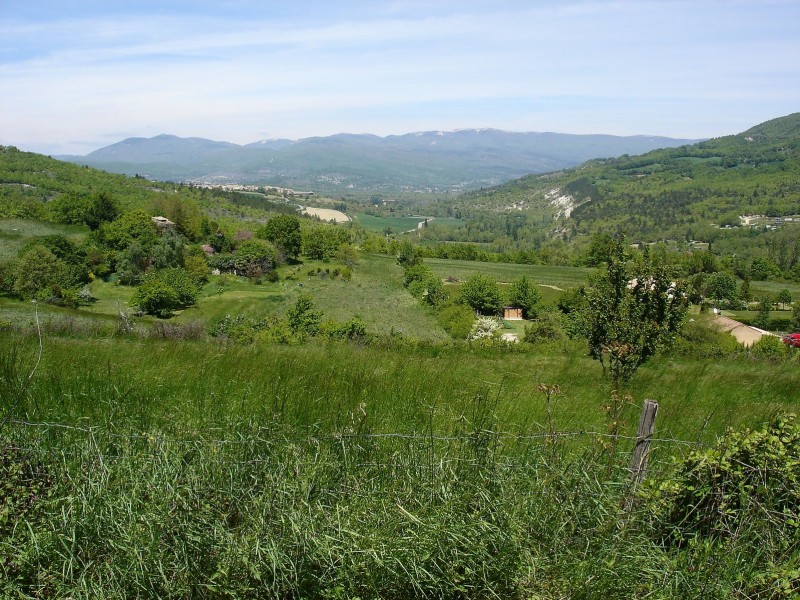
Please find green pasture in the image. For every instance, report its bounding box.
[749,279,800,298]
[0,218,88,260]
[5,329,798,445]
[424,257,591,304]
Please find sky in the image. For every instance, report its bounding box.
[1,0,799,155]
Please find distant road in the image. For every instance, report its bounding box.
[404,216,434,233]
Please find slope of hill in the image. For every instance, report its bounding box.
[450,113,800,242]
[57,129,697,193]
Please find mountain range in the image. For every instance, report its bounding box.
[56,129,698,194]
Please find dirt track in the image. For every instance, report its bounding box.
[714,315,771,347]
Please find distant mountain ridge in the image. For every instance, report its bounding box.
[57,129,698,193]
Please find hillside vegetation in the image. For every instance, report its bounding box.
[2,123,800,598]
[424,114,800,261]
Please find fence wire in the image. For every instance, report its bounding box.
[3,417,701,472]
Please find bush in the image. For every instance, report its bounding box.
[523,311,566,344]
[319,316,368,342]
[286,293,322,338]
[750,334,788,360]
[645,414,800,545]
[468,316,502,343]
[130,268,198,318]
[436,304,475,340]
[208,314,268,343]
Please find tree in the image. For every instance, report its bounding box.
[585,239,687,386]
[286,293,322,338]
[460,274,503,316]
[257,215,302,261]
[98,210,158,252]
[234,239,278,278]
[507,275,542,319]
[116,241,149,285]
[776,289,793,310]
[131,278,180,318]
[739,277,752,303]
[84,192,119,230]
[303,225,352,261]
[130,268,198,318]
[183,253,209,284]
[704,272,738,308]
[396,242,423,268]
[753,297,772,330]
[12,246,65,299]
[48,194,90,224]
[584,233,615,267]
[20,234,89,288]
[750,256,778,281]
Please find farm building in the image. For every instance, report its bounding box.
[503,306,524,320]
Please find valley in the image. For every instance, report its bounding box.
[1,114,799,598]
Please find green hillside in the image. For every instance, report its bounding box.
[446,113,800,243]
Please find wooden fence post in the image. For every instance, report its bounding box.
[630,399,658,487]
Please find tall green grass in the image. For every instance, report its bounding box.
[2,330,798,597]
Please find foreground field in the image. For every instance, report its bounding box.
[2,327,799,597]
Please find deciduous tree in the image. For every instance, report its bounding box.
[585,240,687,386]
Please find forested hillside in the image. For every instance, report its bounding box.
[444,113,800,241]
[57,129,696,193]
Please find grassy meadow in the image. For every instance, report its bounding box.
[3,215,800,597]
[2,326,799,598]
[0,218,88,260]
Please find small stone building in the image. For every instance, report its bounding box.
[503,306,524,320]
[151,216,175,232]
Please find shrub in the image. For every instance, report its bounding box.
[436,304,475,339]
[750,334,788,360]
[523,311,566,344]
[668,317,739,358]
[468,316,502,343]
[319,316,368,342]
[208,314,275,343]
[286,293,322,338]
[645,414,800,545]
[130,268,198,318]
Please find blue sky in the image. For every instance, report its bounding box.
[1,0,798,154]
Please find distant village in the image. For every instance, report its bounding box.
[186,181,315,199]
